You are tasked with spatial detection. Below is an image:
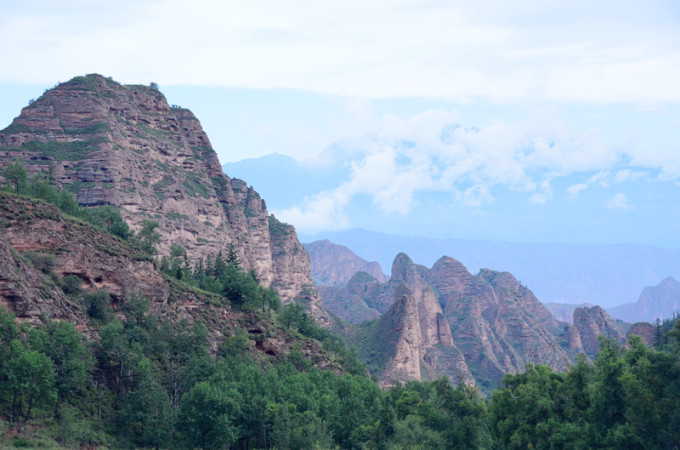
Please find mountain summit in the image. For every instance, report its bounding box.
[0,74,327,322]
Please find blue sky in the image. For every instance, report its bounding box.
[1,0,679,247]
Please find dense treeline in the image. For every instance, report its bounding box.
[0,302,491,448]
[2,301,679,448]
[490,331,680,449]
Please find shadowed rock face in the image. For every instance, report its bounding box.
[0,74,327,323]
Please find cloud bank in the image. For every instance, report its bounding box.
[1,0,679,104]
[275,109,673,231]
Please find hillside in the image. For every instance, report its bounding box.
[0,192,336,363]
[0,74,327,323]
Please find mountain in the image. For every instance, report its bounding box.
[320,250,652,391]
[570,306,627,359]
[302,229,680,308]
[0,74,327,323]
[304,239,386,286]
[609,277,680,323]
[336,253,572,392]
[317,272,383,324]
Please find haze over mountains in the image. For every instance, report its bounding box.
[300,229,680,309]
[225,154,680,310]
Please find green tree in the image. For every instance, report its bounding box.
[168,243,189,280]
[588,336,629,447]
[260,286,280,315]
[1,340,57,424]
[90,206,131,239]
[29,320,93,413]
[134,219,161,257]
[83,290,112,322]
[2,161,28,193]
[178,381,242,449]
[117,357,172,448]
[280,302,305,330]
[61,274,82,296]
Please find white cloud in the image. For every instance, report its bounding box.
[276,108,648,231]
[1,0,679,104]
[567,183,589,198]
[614,169,648,183]
[606,193,631,210]
[275,189,350,231]
[586,170,611,187]
[529,180,553,204]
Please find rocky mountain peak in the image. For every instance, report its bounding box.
[390,252,418,283]
[0,74,327,322]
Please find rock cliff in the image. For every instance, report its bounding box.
[570,305,628,358]
[340,253,571,391]
[0,74,326,322]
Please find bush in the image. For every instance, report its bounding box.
[82,290,112,322]
[61,275,82,296]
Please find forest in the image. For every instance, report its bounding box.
[1,302,679,448]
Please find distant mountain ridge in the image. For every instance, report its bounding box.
[544,302,595,323]
[609,277,680,323]
[304,239,386,286]
[302,229,680,308]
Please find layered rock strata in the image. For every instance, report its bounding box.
[0,74,326,322]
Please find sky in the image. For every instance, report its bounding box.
[1,0,679,247]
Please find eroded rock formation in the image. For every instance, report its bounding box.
[0,74,326,322]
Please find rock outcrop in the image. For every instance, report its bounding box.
[571,306,626,358]
[338,253,571,391]
[0,75,327,323]
[318,272,383,324]
[627,322,656,347]
[304,239,386,287]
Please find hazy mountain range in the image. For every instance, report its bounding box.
[224,154,680,309]
[298,229,680,309]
